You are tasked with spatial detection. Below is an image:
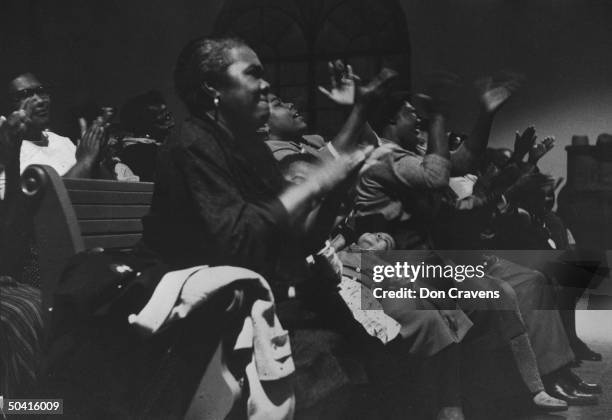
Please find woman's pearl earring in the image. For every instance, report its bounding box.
[214,95,220,120]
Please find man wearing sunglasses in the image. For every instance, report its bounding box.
[2,72,106,189]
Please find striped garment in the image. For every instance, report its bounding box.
[0,276,43,397]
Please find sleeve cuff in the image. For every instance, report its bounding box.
[327,142,341,160]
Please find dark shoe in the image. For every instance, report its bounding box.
[572,340,603,361]
[546,380,599,406]
[562,369,603,394]
[532,391,568,412]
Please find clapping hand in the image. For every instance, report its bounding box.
[75,109,114,165]
[0,100,35,156]
[528,136,555,164]
[476,72,522,114]
[318,60,397,111]
[513,126,537,162]
[0,95,39,136]
[318,60,360,106]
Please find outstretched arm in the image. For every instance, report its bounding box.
[318,60,393,152]
[451,74,521,175]
[285,68,397,234]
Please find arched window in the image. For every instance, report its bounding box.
[214,0,411,137]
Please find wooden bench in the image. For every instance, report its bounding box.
[20,164,154,317]
[19,164,243,418]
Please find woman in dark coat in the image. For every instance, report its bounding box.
[142,36,401,416]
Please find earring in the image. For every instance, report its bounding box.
[213,95,220,121]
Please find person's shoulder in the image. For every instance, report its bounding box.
[163,118,230,168]
[44,131,74,145]
[301,134,326,149]
[376,138,411,157]
[265,140,302,161]
[43,131,76,152]
[166,118,220,150]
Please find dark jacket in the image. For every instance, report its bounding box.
[142,116,306,293]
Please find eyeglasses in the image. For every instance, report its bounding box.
[12,86,50,102]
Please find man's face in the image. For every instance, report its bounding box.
[147,102,175,134]
[267,93,307,139]
[484,148,513,175]
[8,73,51,128]
[217,46,270,130]
[394,101,419,150]
[357,232,395,251]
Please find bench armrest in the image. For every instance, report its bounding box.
[21,165,84,319]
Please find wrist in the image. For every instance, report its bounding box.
[430,112,446,122]
[479,102,496,115]
[306,177,326,198]
[352,102,367,116]
[76,155,96,167]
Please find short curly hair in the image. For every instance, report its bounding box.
[174,36,248,114]
[369,90,412,135]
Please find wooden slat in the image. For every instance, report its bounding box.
[68,190,153,205]
[79,219,143,235]
[83,234,142,250]
[74,205,150,219]
[64,178,154,192]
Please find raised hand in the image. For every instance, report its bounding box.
[476,72,522,114]
[513,126,537,162]
[0,109,31,158]
[75,113,111,165]
[0,110,28,136]
[1,95,39,135]
[318,60,359,106]
[528,136,555,164]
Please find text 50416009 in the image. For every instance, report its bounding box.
[0,398,63,415]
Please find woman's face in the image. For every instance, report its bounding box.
[267,93,307,139]
[217,46,270,131]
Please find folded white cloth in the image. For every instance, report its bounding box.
[128,265,295,420]
[338,276,401,344]
[127,265,208,333]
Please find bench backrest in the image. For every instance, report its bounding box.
[20,164,153,316]
[65,177,153,250]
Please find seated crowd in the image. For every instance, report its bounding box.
[0,37,607,420]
